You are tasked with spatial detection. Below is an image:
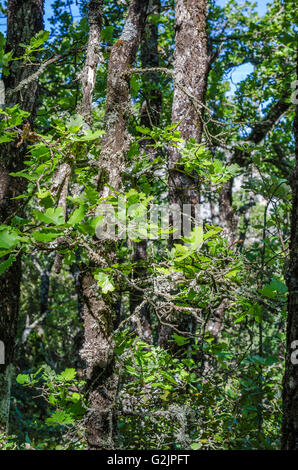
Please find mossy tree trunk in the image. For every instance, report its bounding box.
[158,0,209,350]
[130,0,162,343]
[80,0,149,449]
[282,58,298,450]
[0,0,44,434]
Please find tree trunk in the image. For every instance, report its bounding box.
[281,59,298,450]
[130,0,161,344]
[80,0,149,449]
[168,0,208,210]
[0,0,44,433]
[78,0,103,124]
[219,179,236,245]
[159,0,209,350]
[20,256,53,344]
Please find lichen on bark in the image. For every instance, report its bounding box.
[281,57,298,450]
[80,0,149,450]
[0,0,45,433]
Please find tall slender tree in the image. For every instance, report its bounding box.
[0,0,44,433]
[159,0,209,349]
[130,0,162,343]
[282,58,298,450]
[79,0,149,449]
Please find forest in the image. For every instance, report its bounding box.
[0,0,297,453]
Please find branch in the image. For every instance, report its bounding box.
[233,92,293,167]
[247,92,291,144]
[6,48,86,97]
[128,66,173,76]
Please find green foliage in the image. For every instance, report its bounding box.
[0,433,21,450]
[0,0,293,452]
[94,270,115,294]
[16,366,87,450]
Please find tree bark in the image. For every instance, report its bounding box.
[80,0,149,449]
[281,59,298,450]
[159,0,209,350]
[130,0,161,344]
[78,0,103,124]
[0,0,44,433]
[219,178,236,245]
[168,0,208,210]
